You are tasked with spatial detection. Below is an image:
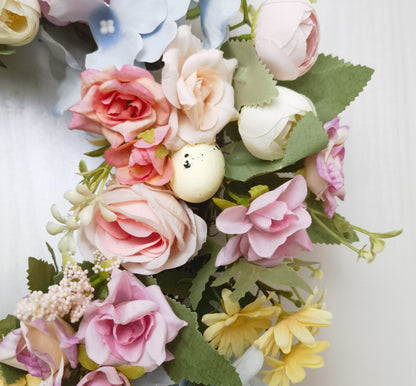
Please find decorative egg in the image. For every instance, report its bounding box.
[170,144,225,203]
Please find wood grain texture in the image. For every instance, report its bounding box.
[0,1,415,385]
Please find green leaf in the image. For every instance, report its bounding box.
[306,198,359,244]
[212,259,312,302]
[84,145,110,157]
[137,128,155,143]
[155,144,169,158]
[156,270,193,299]
[87,137,109,147]
[280,54,374,122]
[27,257,57,293]
[248,185,269,200]
[163,299,242,386]
[373,229,403,239]
[0,315,19,341]
[189,239,221,309]
[135,275,157,286]
[0,364,27,385]
[222,39,278,109]
[212,197,237,210]
[225,112,328,181]
[0,45,15,55]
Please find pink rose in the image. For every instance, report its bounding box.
[216,176,312,267]
[305,117,349,218]
[77,367,130,386]
[76,269,187,371]
[105,125,173,186]
[0,318,78,384]
[79,183,207,275]
[161,25,238,150]
[69,65,171,148]
[253,0,319,81]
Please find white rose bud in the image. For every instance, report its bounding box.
[238,86,316,161]
[0,0,40,46]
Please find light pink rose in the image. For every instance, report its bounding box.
[253,0,319,81]
[77,366,130,386]
[79,183,207,275]
[104,125,173,186]
[305,117,349,218]
[76,269,187,371]
[216,175,312,267]
[0,318,78,384]
[69,65,171,148]
[161,25,238,150]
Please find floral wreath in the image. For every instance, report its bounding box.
[0,1,401,385]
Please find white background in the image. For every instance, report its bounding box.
[0,1,415,385]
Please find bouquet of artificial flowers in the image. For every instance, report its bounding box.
[0,0,401,385]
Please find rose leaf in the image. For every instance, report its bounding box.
[222,39,278,110]
[280,54,374,123]
[163,299,242,386]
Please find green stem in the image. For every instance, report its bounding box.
[229,0,252,31]
[291,286,305,306]
[309,210,361,254]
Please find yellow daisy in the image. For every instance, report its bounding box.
[255,292,332,355]
[263,341,330,386]
[202,289,280,359]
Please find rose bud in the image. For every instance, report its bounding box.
[253,0,319,80]
[238,86,315,161]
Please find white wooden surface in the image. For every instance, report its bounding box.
[0,1,415,385]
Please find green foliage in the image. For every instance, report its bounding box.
[27,257,57,293]
[0,45,15,55]
[225,112,328,181]
[0,364,27,385]
[222,39,278,110]
[189,239,221,310]
[280,54,374,122]
[212,259,312,302]
[0,315,19,341]
[163,299,242,386]
[84,146,110,157]
[156,270,193,299]
[306,198,359,244]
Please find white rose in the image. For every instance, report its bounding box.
[161,25,238,151]
[0,0,40,46]
[238,86,316,161]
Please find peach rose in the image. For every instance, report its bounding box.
[78,183,207,275]
[253,0,319,81]
[69,65,171,148]
[161,25,238,150]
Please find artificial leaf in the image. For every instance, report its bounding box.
[373,230,403,239]
[156,270,193,299]
[0,364,27,385]
[137,128,155,143]
[280,54,374,122]
[78,344,98,371]
[84,145,109,157]
[212,259,312,302]
[225,112,328,181]
[27,257,56,293]
[116,365,145,380]
[0,315,19,340]
[212,197,237,210]
[163,298,242,386]
[155,144,169,158]
[0,45,15,55]
[222,39,278,109]
[306,197,359,244]
[87,137,109,147]
[136,275,157,286]
[189,239,221,309]
[248,185,269,200]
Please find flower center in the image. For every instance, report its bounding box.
[99,19,115,35]
[0,10,27,32]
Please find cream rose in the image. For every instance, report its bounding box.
[0,0,40,46]
[161,25,238,150]
[238,86,316,161]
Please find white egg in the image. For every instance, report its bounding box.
[170,144,225,203]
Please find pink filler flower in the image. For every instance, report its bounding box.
[304,117,349,218]
[76,269,186,372]
[216,175,312,267]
